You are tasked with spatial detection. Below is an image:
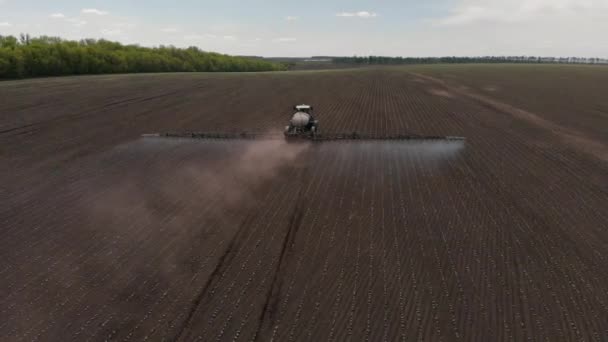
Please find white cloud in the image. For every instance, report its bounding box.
[0,22,11,27]
[223,35,237,40]
[411,0,608,57]
[435,0,608,26]
[273,37,297,42]
[50,13,65,19]
[82,8,109,16]
[100,28,122,36]
[161,27,180,33]
[336,11,378,18]
[285,16,298,21]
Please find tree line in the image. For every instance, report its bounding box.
[0,34,287,79]
[333,56,608,65]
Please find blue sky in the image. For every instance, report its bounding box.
[1,0,607,57]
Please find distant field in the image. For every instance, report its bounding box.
[410,64,608,144]
[2,65,607,341]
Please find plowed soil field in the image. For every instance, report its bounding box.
[2,65,608,341]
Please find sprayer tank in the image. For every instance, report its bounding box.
[290,112,311,127]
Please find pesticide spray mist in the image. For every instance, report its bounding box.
[90,137,311,235]
[83,137,311,278]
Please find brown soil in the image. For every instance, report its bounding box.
[428,88,454,98]
[1,68,608,341]
[412,72,608,163]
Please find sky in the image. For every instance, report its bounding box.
[0,0,607,57]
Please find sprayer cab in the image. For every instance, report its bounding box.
[294,104,313,113]
[284,104,319,138]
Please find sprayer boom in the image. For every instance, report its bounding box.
[142,132,465,142]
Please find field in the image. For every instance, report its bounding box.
[2,65,608,341]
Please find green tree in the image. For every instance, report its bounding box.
[0,34,286,79]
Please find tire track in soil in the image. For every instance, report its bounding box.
[170,142,306,341]
[171,212,257,342]
[222,146,331,341]
[252,186,306,341]
[157,164,289,341]
[255,147,335,341]
[175,149,309,341]
[220,164,324,341]
[274,144,351,341]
